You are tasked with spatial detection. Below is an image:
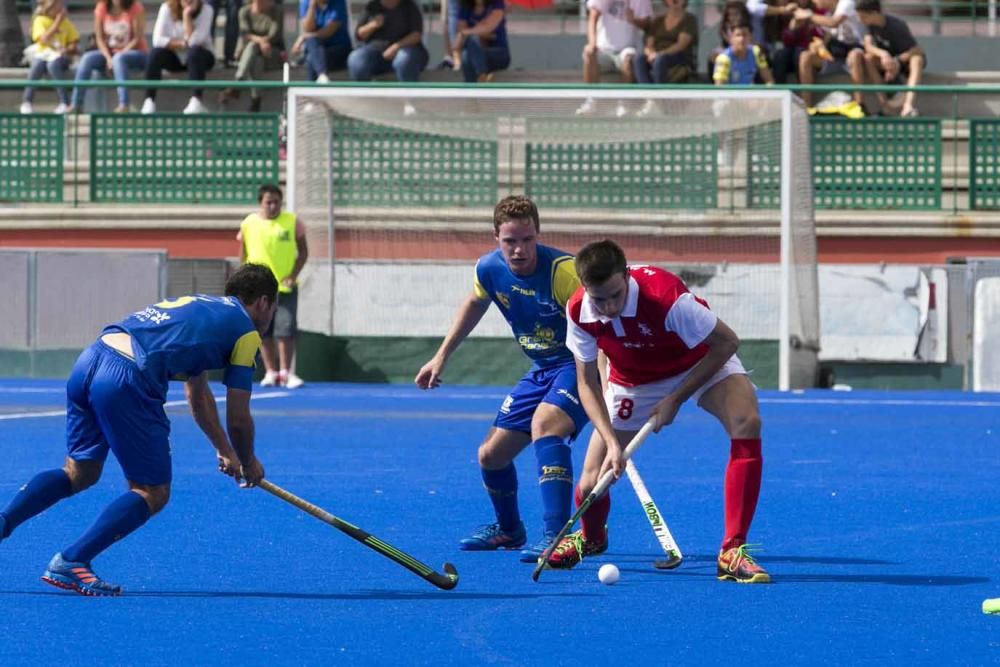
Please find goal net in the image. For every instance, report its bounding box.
[287,86,819,390]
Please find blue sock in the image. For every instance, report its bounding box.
[534,436,574,536]
[62,491,151,564]
[0,468,73,538]
[482,464,520,532]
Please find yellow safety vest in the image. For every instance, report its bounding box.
[240,211,299,294]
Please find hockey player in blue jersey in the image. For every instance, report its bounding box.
[415,196,588,563]
[0,263,278,596]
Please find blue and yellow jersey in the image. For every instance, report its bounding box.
[102,295,261,396]
[473,244,579,368]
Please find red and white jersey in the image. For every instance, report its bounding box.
[566,266,717,387]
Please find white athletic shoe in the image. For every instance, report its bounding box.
[19,102,32,114]
[183,96,207,114]
[260,371,279,387]
[53,103,69,114]
[284,373,305,389]
[402,102,417,117]
[316,73,330,84]
[575,97,597,116]
[140,98,156,114]
[614,101,629,118]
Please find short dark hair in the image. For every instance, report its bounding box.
[855,0,881,12]
[258,183,283,202]
[575,239,628,287]
[493,195,540,234]
[225,263,278,306]
[729,20,752,33]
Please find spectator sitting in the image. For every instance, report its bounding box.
[219,0,283,112]
[796,0,866,113]
[632,0,697,95]
[21,0,79,114]
[140,0,215,114]
[746,0,796,53]
[770,0,824,83]
[68,0,148,113]
[707,0,750,80]
[856,0,924,117]
[713,22,774,85]
[348,0,428,82]
[290,0,352,82]
[454,0,509,83]
[577,0,653,114]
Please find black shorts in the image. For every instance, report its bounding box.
[265,287,298,339]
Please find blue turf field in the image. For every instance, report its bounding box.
[0,379,998,665]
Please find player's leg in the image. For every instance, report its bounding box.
[459,426,531,550]
[696,362,769,584]
[0,346,108,544]
[43,347,171,596]
[274,288,303,388]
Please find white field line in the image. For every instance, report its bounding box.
[0,391,289,421]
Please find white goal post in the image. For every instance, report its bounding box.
[286,85,819,390]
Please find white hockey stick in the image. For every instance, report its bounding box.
[625,459,683,569]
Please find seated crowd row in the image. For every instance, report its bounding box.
[20,0,923,117]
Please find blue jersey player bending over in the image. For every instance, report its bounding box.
[415,195,588,563]
[0,264,278,596]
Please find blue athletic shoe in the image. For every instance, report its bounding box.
[519,531,559,563]
[41,553,123,597]
[459,521,527,551]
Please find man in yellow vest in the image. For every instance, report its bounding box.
[238,184,310,388]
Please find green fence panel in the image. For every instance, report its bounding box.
[747,121,782,209]
[970,119,1000,210]
[0,114,64,203]
[810,117,941,210]
[328,117,497,207]
[90,113,279,204]
[525,118,717,210]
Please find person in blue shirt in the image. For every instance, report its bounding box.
[452,0,509,83]
[712,22,775,85]
[415,196,588,563]
[291,0,352,81]
[0,264,278,597]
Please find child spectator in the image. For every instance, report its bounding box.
[68,0,148,113]
[796,0,866,113]
[141,0,215,114]
[348,0,428,82]
[856,0,924,117]
[708,0,750,81]
[21,0,79,114]
[713,22,774,85]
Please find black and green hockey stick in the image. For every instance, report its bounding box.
[259,479,459,590]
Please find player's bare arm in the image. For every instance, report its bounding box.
[650,318,740,433]
[225,386,264,486]
[184,373,242,480]
[415,294,490,389]
[576,357,624,477]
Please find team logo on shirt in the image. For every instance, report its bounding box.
[495,292,511,309]
[638,322,653,337]
[518,324,558,351]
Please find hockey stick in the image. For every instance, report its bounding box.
[258,479,459,591]
[532,421,656,582]
[624,459,683,569]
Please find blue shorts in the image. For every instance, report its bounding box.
[65,341,172,486]
[494,362,589,440]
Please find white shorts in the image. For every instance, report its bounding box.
[604,355,748,430]
[596,47,636,73]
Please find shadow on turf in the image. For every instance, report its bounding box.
[3,590,599,600]
[609,553,896,566]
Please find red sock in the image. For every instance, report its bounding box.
[722,438,762,551]
[577,484,610,543]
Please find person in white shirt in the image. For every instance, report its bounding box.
[577,0,652,116]
[140,0,215,114]
[796,0,866,109]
